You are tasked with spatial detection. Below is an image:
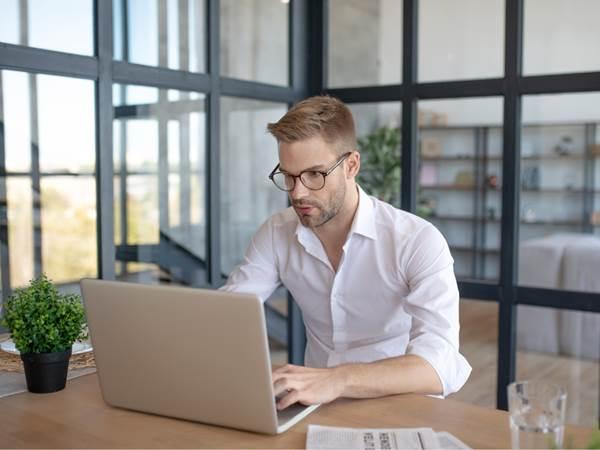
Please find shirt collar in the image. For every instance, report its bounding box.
[351,185,377,240]
[294,184,378,243]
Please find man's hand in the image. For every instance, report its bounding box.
[271,356,443,410]
[271,364,347,410]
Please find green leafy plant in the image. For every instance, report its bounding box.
[550,423,600,449]
[357,126,401,205]
[1,274,87,354]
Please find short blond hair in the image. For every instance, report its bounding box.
[267,95,357,155]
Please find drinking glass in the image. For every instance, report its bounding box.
[508,381,567,449]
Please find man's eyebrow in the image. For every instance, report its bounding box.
[279,163,326,174]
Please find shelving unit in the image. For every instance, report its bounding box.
[418,122,600,280]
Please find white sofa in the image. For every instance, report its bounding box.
[518,233,600,360]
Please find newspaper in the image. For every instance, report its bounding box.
[306,425,471,450]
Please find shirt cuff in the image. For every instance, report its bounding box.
[405,338,472,397]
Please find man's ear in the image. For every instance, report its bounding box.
[346,151,360,178]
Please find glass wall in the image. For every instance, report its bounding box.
[449,299,499,410]
[348,102,402,206]
[418,0,505,82]
[523,0,600,75]
[516,306,599,427]
[0,70,96,291]
[113,84,207,285]
[220,0,289,85]
[219,97,287,275]
[328,0,402,87]
[113,0,206,72]
[0,0,599,419]
[0,0,93,55]
[417,97,503,281]
[519,92,600,291]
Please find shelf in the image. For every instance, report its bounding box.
[421,184,476,191]
[429,215,584,226]
[420,185,599,193]
[421,155,594,162]
[420,121,599,130]
[450,246,500,254]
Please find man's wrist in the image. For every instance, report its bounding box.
[333,363,355,397]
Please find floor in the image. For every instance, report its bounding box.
[449,300,599,427]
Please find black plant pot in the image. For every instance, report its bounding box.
[20,349,72,393]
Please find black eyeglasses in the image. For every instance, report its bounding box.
[268,152,352,192]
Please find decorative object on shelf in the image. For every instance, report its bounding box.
[553,135,574,157]
[521,140,539,158]
[418,109,448,127]
[417,196,437,218]
[486,206,497,220]
[357,126,401,205]
[522,204,537,222]
[591,211,600,226]
[486,174,499,189]
[590,143,600,157]
[454,170,475,188]
[0,274,88,393]
[563,171,577,190]
[420,137,442,158]
[521,166,540,190]
[419,163,438,186]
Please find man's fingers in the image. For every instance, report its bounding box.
[277,389,300,410]
[273,375,304,396]
[272,364,299,375]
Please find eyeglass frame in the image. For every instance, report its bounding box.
[268,151,353,192]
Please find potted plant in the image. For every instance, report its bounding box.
[357,125,435,218]
[1,274,87,393]
[357,125,401,205]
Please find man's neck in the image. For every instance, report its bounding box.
[312,184,360,251]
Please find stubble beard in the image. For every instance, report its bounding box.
[294,181,346,228]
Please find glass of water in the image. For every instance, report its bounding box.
[508,381,567,449]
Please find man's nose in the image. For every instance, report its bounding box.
[289,178,309,200]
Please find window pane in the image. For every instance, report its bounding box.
[328,0,402,88]
[0,71,96,290]
[0,0,93,55]
[113,85,207,285]
[417,97,503,281]
[41,177,97,283]
[220,97,287,275]
[113,0,207,72]
[2,71,32,172]
[519,92,600,292]
[37,76,95,173]
[450,299,499,410]
[418,0,505,82]
[220,0,288,86]
[6,178,34,288]
[0,0,18,44]
[524,0,600,75]
[517,306,599,427]
[348,102,402,206]
[220,98,289,361]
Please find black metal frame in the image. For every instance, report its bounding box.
[0,0,598,415]
[323,0,600,413]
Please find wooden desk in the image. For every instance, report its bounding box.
[0,374,594,448]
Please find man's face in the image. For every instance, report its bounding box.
[278,136,348,228]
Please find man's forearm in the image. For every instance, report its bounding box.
[335,354,443,398]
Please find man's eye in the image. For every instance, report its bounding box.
[304,171,322,180]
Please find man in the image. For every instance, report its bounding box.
[222,96,471,410]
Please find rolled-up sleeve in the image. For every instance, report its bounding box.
[401,224,472,396]
[220,219,281,302]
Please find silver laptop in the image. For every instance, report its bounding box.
[80,278,319,434]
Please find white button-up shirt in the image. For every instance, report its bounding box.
[222,186,471,396]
